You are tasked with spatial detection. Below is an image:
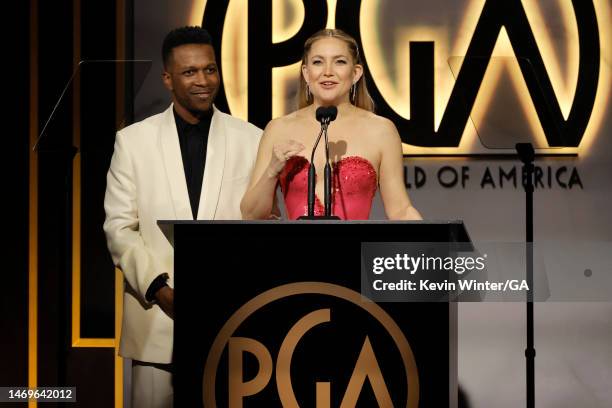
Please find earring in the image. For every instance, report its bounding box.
[306,83,311,101]
[350,82,356,102]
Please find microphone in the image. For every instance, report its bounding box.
[302,106,340,219]
[318,107,337,216]
[316,106,337,123]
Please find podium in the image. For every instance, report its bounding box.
[158,220,471,407]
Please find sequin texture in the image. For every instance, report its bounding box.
[279,155,377,220]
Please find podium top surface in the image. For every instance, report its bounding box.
[157,219,469,247]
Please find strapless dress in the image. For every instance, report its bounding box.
[278,156,377,220]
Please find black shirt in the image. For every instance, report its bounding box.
[144,109,213,303]
[173,108,213,219]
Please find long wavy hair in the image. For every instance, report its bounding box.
[298,29,374,112]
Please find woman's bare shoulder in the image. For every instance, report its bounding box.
[262,116,290,143]
[354,109,399,138]
[265,108,310,132]
[263,109,314,146]
[286,106,314,124]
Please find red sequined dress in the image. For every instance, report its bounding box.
[279,156,377,220]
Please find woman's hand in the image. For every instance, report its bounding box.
[266,140,305,178]
[241,120,302,220]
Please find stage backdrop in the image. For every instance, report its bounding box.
[133,1,612,407]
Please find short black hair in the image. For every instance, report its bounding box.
[162,26,213,68]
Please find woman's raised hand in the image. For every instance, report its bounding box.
[267,140,305,177]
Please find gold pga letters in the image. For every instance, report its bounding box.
[203,282,420,407]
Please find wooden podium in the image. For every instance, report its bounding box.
[158,220,471,407]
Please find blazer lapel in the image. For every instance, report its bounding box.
[159,105,193,220]
[197,107,226,219]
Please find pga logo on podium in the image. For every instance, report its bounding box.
[203,282,420,407]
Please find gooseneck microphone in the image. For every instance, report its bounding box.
[305,106,338,217]
[320,107,337,216]
[307,118,325,217]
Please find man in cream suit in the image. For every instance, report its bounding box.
[103,26,261,408]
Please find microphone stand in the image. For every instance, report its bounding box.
[516,142,535,408]
[299,110,339,220]
[307,122,326,216]
[323,119,332,217]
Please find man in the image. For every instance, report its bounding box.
[103,26,261,407]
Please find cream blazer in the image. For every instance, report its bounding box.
[103,105,262,363]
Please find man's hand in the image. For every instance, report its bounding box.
[155,286,174,319]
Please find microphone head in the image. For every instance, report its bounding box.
[327,106,337,122]
[315,106,338,123]
[315,106,328,123]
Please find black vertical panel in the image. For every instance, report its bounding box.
[247,0,273,128]
[37,0,75,400]
[35,0,120,404]
[66,349,115,407]
[409,42,435,137]
[125,0,135,123]
[79,1,116,339]
[74,0,118,405]
[1,0,31,394]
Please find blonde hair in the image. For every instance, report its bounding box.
[298,29,374,111]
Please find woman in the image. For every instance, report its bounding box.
[241,29,422,220]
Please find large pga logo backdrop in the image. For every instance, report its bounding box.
[199,0,603,151]
[133,1,612,406]
[190,0,609,152]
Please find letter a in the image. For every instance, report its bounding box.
[340,336,394,407]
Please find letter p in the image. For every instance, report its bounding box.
[228,337,273,407]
